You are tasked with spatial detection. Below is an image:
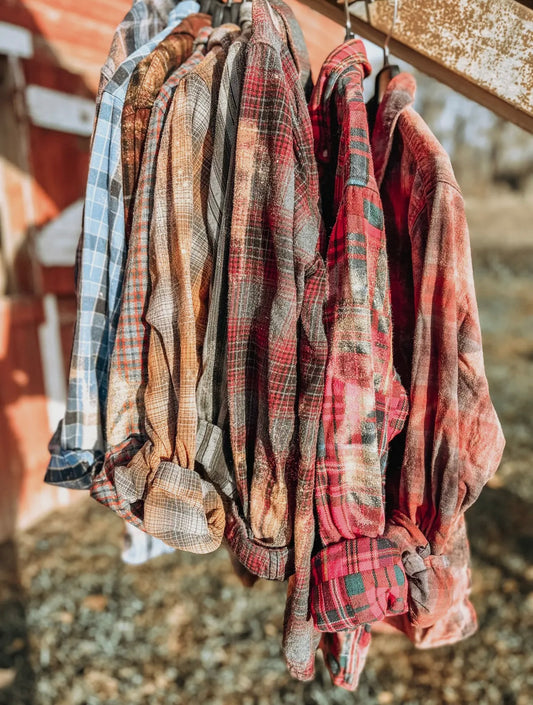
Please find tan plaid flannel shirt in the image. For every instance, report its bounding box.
[110,25,241,552]
[121,14,212,239]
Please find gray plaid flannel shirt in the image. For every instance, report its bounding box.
[45,6,199,490]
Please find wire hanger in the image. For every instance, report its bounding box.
[367,0,401,126]
[381,0,398,74]
[343,0,355,41]
[200,0,241,27]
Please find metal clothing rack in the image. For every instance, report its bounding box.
[301,0,533,133]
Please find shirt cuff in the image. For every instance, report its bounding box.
[310,536,408,632]
[44,422,98,489]
[384,510,454,628]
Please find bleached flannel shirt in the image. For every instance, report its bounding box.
[104,27,212,455]
[97,0,199,105]
[309,40,408,546]
[45,11,202,490]
[93,25,241,553]
[194,16,252,465]
[223,0,328,682]
[368,73,505,645]
[91,28,213,525]
[120,15,212,240]
[304,41,408,692]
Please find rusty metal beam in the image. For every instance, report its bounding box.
[302,0,533,133]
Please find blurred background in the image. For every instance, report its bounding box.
[0,1,531,703]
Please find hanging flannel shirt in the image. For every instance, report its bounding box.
[194,12,252,482]
[306,41,409,638]
[224,0,328,682]
[44,12,206,490]
[120,14,212,241]
[192,11,256,584]
[98,25,241,553]
[367,73,505,644]
[97,0,200,108]
[91,26,213,525]
[98,14,252,567]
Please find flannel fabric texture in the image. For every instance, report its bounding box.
[104,26,212,457]
[369,73,505,643]
[269,0,312,97]
[121,15,212,240]
[309,40,408,546]
[224,0,328,681]
[91,27,213,525]
[319,626,372,691]
[192,18,254,518]
[45,11,203,491]
[310,537,407,632]
[97,0,198,106]
[305,45,408,684]
[195,21,251,431]
[94,25,241,553]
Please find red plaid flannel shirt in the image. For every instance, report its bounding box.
[224,0,328,681]
[309,40,408,545]
[305,41,408,691]
[369,73,505,644]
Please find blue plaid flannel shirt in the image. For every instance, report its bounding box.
[45,2,200,489]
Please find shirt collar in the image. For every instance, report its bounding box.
[165,12,213,40]
[168,0,201,24]
[269,0,310,86]
[207,23,241,52]
[251,0,285,51]
[310,39,371,168]
[371,72,416,186]
[192,24,213,51]
[322,40,372,102]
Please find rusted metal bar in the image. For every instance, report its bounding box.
[302,0,533,133]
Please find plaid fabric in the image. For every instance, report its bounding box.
[97,0,199,105]
[308,40,408,546]
[191,21,254,539]
[45,12,204,490]
[104,27,212,457]
[310,537,407,632]
[369,73,505,642]
[319,627,372,691]
[193,13,253,510]
[121,15,212,240]
[386,514,477,648]
[92,26,241,553]
[92,28,213,530]
[269,0,312,97]
[224,0,327,682]
[196,12,251,430]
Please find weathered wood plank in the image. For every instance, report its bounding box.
[302,0,533,133]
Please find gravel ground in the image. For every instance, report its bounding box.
[1,192,532,705]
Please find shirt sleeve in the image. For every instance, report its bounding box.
[227,38,302,547]
[44,94,117,488]
[385,179,505,629]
